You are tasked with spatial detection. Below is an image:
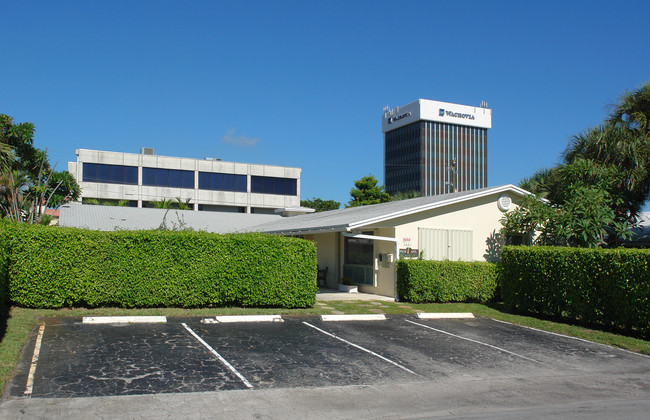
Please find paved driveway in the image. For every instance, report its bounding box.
[2,315,650,418]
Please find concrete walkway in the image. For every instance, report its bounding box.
[316,288,394,301]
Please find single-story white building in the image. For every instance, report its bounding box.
[248,184,529,298]
[59,184,529,299]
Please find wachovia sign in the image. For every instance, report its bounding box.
[387,112,412,124]
[439,109,475,120]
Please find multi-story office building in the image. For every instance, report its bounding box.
[382,99,491,196]
[68,148,301,213]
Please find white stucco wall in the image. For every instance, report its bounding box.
[387,193,516,262]
[305,232,339,289]
[303,190,520,298]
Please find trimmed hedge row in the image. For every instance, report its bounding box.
[0,228,8,316]
[500,246,650,336]
[396,259,498,303]
[1,222,317,308]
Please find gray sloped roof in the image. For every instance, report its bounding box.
[244,185,529,235]
[59,203,282,233]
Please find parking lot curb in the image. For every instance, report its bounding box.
[206,315,284,323]
[321,314,387,322]
[416,313,474,319]
[82,316,168,324]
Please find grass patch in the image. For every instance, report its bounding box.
[1,302,649,394]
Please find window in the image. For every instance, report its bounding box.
[82,163,138,185]
[343,233,374,285]
[198,172,247,192]
[250,176,297,196]
[505,234,526,246]
[345,236,374,265]
[142,168,194,188]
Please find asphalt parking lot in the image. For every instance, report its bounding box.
[3,314,650,418]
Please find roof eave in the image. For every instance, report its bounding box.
[348,184,529,230]
[247,224,350,236]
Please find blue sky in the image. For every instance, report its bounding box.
[2,1,649,207]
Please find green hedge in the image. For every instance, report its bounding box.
[500,246,650,336]
[1,222,317,308]
[0,227,8,317]
[396,259,498,303]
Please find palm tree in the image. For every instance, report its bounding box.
[174,197,192,210]
[518,167,562,200]
[151,198,173,209]
[559,83,650,218]
[608,81,650,140]
[0,170,30,221]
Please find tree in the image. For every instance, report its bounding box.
[518,167,562,200]
[0,114,49,179]
[561,82,650,218]
[607,81,650,140]
[45,170,82,209]
[175,197,192,210]
[0,114,81,222]
[150,198,174,209]
[508,83,650,247]
[300,197,340,212]
[149,197,192,210]
[501,186,631,248]
[84,198,129,206]
[346,175,391,207]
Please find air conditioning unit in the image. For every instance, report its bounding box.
[141,147,154,155]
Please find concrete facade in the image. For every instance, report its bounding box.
[68,149,301,213]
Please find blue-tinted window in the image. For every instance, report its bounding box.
[181,171,194,189]
[97,165,111,182]
[155,169,169,186]
[251,176,262,193]
[251,176,298,196]
[223,174,234,191]
[82,163,97,182]
[142,167,194,188]
[198,172,211,189]
[285,179,297,196]
[124,167,138,184]
[169,170,181,188]
[198,172,247,192]
[142,168,156,186]
[212,173,223,190]
[235,175,247,192]
[83,163,138,185]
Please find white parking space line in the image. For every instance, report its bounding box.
[321,314,386,322]
[24,325,45,397]
[490,318,650,359]
[181,323,253,389]
[405,319,541,364]
[82,316,167,324]
[302,321,422,377]
[212,315,283,323]
[416,313,474,319]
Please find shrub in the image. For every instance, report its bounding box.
[0,224,8,317]
[2,222,317,309]
[499,246,650,336]
[397,259,498,303]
